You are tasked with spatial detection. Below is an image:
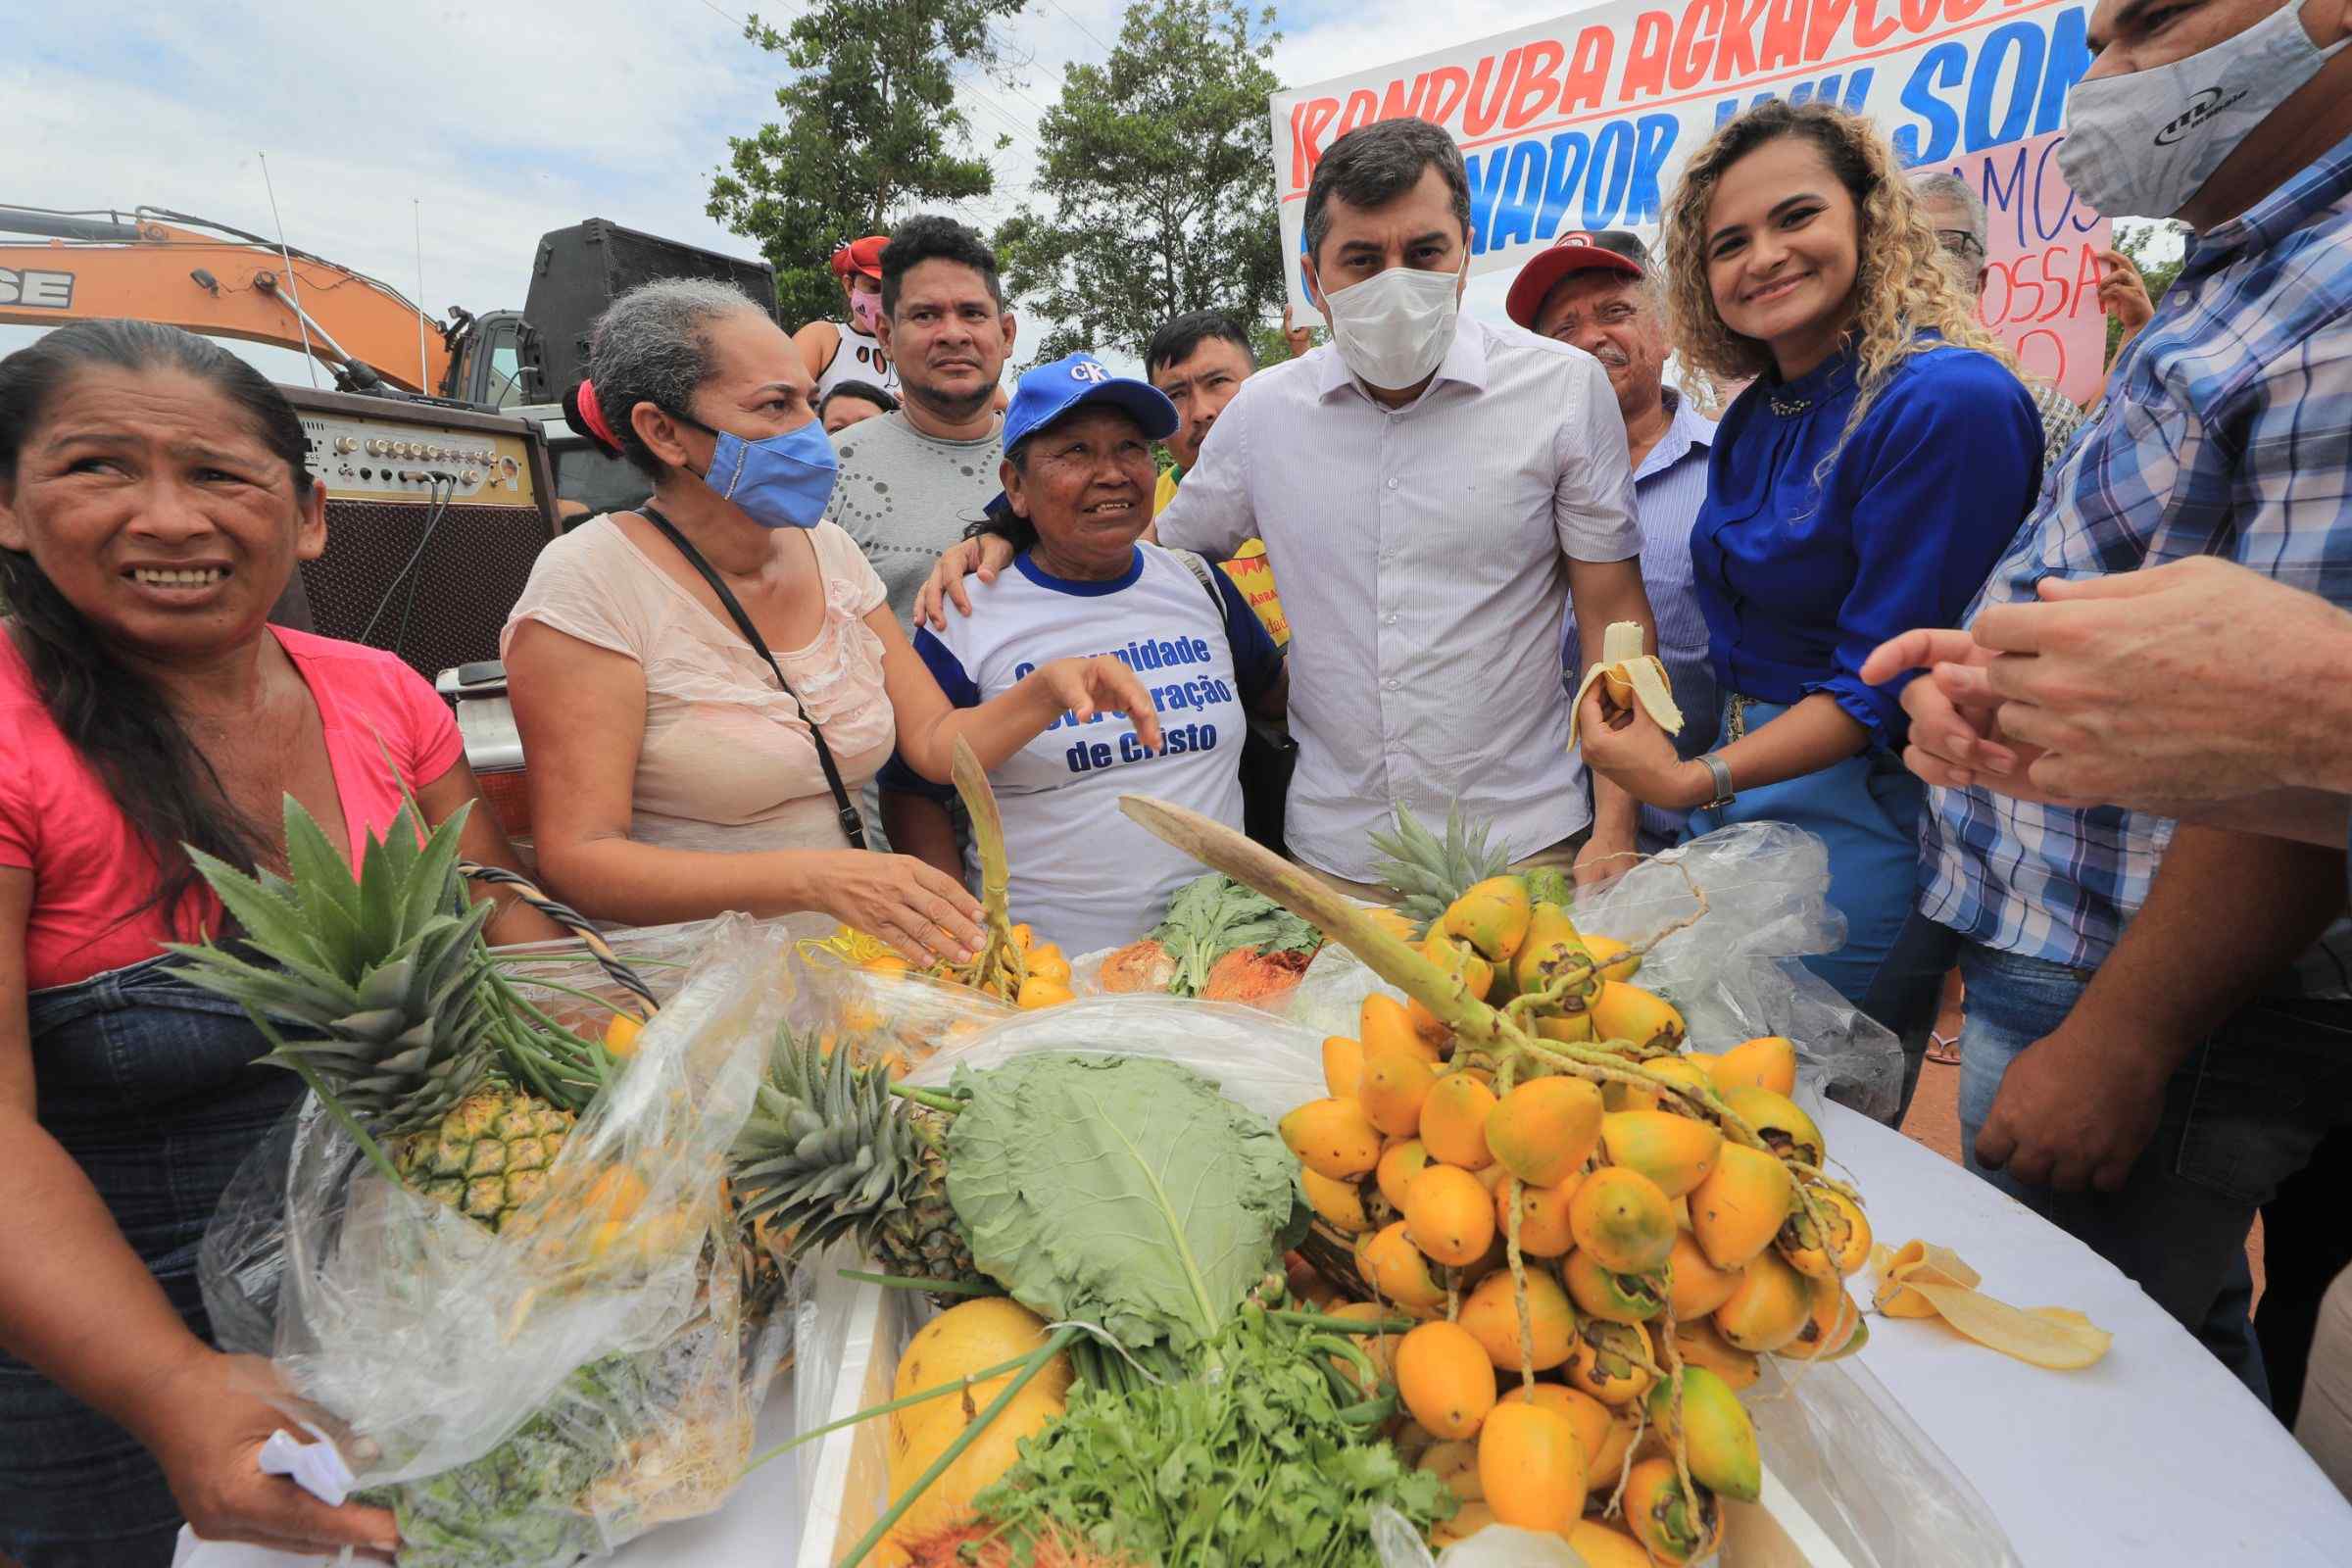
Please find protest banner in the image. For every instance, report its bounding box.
[1270,0,2115,403]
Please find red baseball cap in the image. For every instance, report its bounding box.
[1504,229,1650,329]
[830,235,890,279]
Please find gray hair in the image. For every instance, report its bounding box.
[1304,118,1473,264]
[584,277,767,478]
[1912,172,1988,253]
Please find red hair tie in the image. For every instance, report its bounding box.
[576,378,622,453]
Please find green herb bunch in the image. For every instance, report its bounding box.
[974,1298,1453,1568]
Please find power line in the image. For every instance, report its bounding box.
[953,71,1045,148]
[1040,0,1116,56]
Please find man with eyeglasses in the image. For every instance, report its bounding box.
[1503,229,1718,858]
[1914,173,2090,471]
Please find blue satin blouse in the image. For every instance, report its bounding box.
[1690,337,2044,748]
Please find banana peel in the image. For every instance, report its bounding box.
[937,738,1028,999]
[1871,1240,2112,1370]
[797,743,1028,999]
[1568,621,1684,749]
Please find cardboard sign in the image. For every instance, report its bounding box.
[1271,0,2114,404]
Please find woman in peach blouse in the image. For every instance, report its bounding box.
[503,279,1152,963]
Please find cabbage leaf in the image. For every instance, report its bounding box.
[945,1054,1298,1353]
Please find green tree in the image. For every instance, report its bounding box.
[2105,220,2191,360]
[709,0,1026,329]
[994,0,1285,364]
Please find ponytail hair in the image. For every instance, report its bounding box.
[0,319,313,929]
[562,379,624,457]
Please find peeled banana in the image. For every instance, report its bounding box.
[1568,621,1684,748]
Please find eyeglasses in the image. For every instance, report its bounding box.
[1935,228,1986,264]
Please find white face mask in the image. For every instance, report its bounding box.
[1312,255,1467,390]
[2058,0,2348,220]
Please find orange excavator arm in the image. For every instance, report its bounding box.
[0,205,451,395]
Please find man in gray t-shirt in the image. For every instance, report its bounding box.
[824,215,1016,628]
[826,412,1000,625]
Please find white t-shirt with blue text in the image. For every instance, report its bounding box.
[884,543,1282,955]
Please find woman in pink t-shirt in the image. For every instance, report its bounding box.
[0,321,552,1566]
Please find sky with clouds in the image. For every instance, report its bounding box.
[0,0,1567,385]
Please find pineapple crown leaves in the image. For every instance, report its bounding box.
[730,1028,920,1257]
[168,795,501,1135]
[175,796,474,983]
[1367,802,1506,928]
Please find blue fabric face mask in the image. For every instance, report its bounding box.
[687,416,840,529]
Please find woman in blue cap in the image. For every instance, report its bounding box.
[880,352,1288,955]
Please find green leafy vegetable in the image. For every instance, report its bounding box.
[368,1352,647,1568]
[975,1302,1454,1567]
[944,1054,1297,1354]
[1150,872,1323,998]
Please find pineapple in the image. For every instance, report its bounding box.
[387,1089,576,1231]
[730,1029,985,1294]
[172,796,603,1231]
[1367,804,1507,935]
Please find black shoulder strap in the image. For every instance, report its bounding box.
[638,506,868,850]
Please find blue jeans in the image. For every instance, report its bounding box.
[1956,941,2352,1403]
[1,956,299,1568]
[1689,696,1956,1120]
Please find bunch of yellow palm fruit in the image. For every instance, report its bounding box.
[1274,878,1872,1564]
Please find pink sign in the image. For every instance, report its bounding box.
[1923,127,2112,408]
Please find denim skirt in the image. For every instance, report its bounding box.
[0,955,301,1568]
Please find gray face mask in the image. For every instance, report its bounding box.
[2057,0,2349,220]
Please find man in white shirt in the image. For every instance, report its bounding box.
[918,120,1655,890]
[1174,119,1656,889]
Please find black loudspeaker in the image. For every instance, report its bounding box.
[281,387,560,682]
[523,219,780,400]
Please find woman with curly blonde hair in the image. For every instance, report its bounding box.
[1576,100,2044,1117]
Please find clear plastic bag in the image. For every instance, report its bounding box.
[1572,824,1902,1122]
[1364,1351,2026,1568]
[489,917,742,1034]
[900,993,1327,1118]
[200,914,797,1567]
[1284,823,1905,1123]
[785,946,1017,1075]
[1734,1356,2023,1568]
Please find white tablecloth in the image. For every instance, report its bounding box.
[1820,1100,2352,1566]
[179,1101,2352,1567]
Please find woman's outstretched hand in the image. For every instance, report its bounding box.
[1033,656,1164,756]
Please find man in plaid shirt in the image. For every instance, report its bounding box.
[1864,0,2352,1400]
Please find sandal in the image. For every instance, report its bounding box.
[1925,1030,1961,1066]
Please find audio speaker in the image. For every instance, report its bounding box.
[282,387,559,682]
[523,219,780,400]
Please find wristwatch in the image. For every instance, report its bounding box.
[1698,753,1737,811]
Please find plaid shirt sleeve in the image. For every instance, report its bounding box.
[1920,133,2352,980]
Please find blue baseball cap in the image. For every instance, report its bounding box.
[987,353,1180,516]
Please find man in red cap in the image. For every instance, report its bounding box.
[1506,228,1719,858]
[795,233,899,402]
